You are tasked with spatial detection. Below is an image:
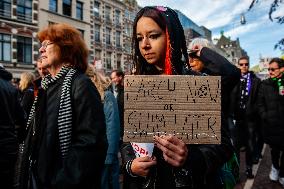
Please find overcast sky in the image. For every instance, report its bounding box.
[136,0,284,67]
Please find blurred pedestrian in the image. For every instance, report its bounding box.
[228,56,262,178]
[0,65,25,189]
[19,72,35,118]
[19,23,107,189]
[257,57,284,186]
[111,70,125,145]
[87,66,120,189]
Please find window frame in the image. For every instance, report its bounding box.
[0,0,11,17]
[76,1,83,20]
[17,36,32,64]
[17,0,32,22]
[62,0,71,16]
[0,33,11,62]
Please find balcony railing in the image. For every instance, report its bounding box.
[17,13,32,22]
[0,9,11,18]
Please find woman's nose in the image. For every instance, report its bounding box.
[141,38,150,49]
[39,46,45,53]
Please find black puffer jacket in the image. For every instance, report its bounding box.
[257,76,284,148]
[0,67,25,159]
[122,47,240,189]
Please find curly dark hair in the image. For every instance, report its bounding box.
[269,57,284,68]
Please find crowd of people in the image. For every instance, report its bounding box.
[0,5,283,189]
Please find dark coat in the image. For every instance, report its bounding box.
[257,76,284,148]
[0,67,25,156]
[230,71,261,121]
[20,85,34,118]
[121,47,240,189]
[32,72,107,189]
[0,67,25,188]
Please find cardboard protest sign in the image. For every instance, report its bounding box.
[123,75,221,144]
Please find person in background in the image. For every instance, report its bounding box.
[257,58,284,186]
[19,72,35,117]
[36,58,49,78]
[0,64,25,189]
[228,56,262,179]
[19,23,107,189]
[121,7,238,189]
[111,69,125,144]
[87,66,120,189]
[187,37,241,133]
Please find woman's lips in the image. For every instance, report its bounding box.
[144,53,154,59]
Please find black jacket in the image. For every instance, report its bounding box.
[20,85,34,118]
[0,67,25,158]
[230,71,261,121]
[32,72,107,189]
[121,47,240,189]
[257,76,284,148]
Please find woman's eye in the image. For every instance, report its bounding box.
[137,37,143,41]
[149,34,160,39]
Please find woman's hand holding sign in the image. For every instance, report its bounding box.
[131,156,157,177]
[153,135,188,167]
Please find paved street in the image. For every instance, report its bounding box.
[235,144,284,189]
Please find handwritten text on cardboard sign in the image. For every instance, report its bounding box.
[123,75,221,144]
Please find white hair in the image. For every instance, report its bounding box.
[188,38,216,51]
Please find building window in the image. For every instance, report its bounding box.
[0,33,11,61]
[94,24,100,42]
[125,10,129,20]
[115,9,120,25]
[105,6,111,22]
[0,0,11,17]
[94,1,100,17]
[106,52,111,70]
[125,41,131,53]
[117,54,121,69]
[106,27,111,45]
[125,24,131,37]
[78,29,84,38]
[116,31,121,47]
[76,1,83,20]
[17,0,32,22]
[63,0,71,16]
[49,0,57,12]
[17,36,32,64]
[95,49,101,61]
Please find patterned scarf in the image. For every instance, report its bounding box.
[239,72,251,109]
[272,76,284,95]
[41,66,77,159]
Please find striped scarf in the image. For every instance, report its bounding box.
[41,66,77,159]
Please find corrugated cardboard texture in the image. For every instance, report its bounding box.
[123,75,221,144]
